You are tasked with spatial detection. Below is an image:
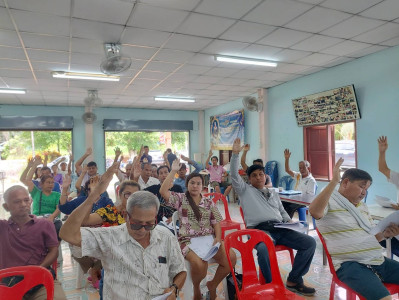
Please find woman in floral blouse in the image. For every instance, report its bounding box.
[160,159,236,300]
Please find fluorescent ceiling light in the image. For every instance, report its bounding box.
[154,97,195,103]
[215,55,277,67]
[0,88,26,94]
[51,71,119,82]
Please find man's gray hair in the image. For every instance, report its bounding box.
[300,160,311,168]
[126,191,160,214]
[4,185,28,203]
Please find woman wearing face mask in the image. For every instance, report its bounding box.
[160,159,236,300]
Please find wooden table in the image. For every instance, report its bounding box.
[279,193,316,206]
[368,204,397,258]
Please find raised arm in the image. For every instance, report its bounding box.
[240,144,250,171]
[75,147,92,175]
[23,157,42,192]
[205,149,212,168]
[43,153,48,167]
[67,154,73,175]
[284,149,295,177]
[378,136,390,179]
[230,138,246,193]
[75,165,87,193]
[20,158,34,185]
[59,175,72,205]
[160,159,180,202]
[163,150,170,168]
[309,158,343,220]
[60,162,118,247]
[181,154,203,173]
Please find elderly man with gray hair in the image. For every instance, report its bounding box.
[60,163,186,300]
[283,149,317,218]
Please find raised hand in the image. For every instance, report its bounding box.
[33,156,43,166]
[114,147,121,157]
[82,165,88,174]
[243,144,250,152]
[92,162,119,197]
[85,147,92,156]
[171,159,180,172]
[62,174,72,189]
[332,157,344,184]
[284,149,291,159]
[208,149,213,157]
[378,136,388,153]
[132,161,141,179]
[180,154,189,161]
[232,138,244,154]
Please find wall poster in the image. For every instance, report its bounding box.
[210,110,244,150]
[292,85,361,127]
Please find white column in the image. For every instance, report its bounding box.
[196,110,205,164]
[258,88,269,162]
[84,106,94,161]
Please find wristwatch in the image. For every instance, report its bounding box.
[170,283,179,297]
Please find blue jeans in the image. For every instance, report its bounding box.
[336,258,399,299]
[99,268,104,300]
[254,228,316,284]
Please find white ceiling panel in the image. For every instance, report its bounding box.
[243,0,313,27]
[166,73,198,82]
[321,40,372,56]
[323,56,354,68]
[201,40,250,56]
[164,34,212,52]
[71,53,103,67]
[352,22,399,44]
[239,44,282,59]
[296,53,338,66]
[0,46,25,60]
[73,0,134,24]
[204,67,238,77]
[0,7,15,30]
[0,69,34,78]
[176,13,236,39]
[290,34,344,52]
[285,6,351,33]
[229,69,267,79]
[27,49,69,63]
[31,61,68,71]
[381,36,399,46]
[216,77,247,85]
[128,4,189,32]
[174,64,212,75]
[321,16,385,39]
[257,28,312,48]
[21,33,70,51]
[122,27,171,47]
[71,38,106,55]
[219,21,276,43]
[194,0,261,19]
[7,0,71,16]
[137,70,168,80]
[348,45,388,58]
[153,49,194,63]
[0,58,29,69]
[360,0,399,21]
[271,49,312,63]
[11,10,70,36]
[320,0,383,14]
[138,0,200,11]
[275,64,312,74]
[186,54,220,67]
[71,19,125,41]
[0,30,21,47]
[120,46,158,60]
[145,61,181,73]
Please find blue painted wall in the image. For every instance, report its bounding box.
[204,97,260,163]
[0,105,199,172]
[267,45,399,203]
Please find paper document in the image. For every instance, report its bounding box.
[160,216,176,231]
[375,195,396,208]
[370,211,399,240]
[189,235,220,261]
[274,222,307,233]
[279,190,302,195]
[152,291,172,300]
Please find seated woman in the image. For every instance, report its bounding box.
[160,159,236,300]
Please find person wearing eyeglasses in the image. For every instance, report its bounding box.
[60,162,187,300]
[160,159,236,300]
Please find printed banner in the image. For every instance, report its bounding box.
[210,110,244,150]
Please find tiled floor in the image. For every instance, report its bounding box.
[56,201,398,300]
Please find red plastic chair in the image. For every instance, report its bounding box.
[224,229,305,300]
[0,266,54,300]
[204,192,242,239]
[239,206,294,265]
[316,228,399,299]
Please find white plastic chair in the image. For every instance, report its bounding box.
[171,212,229,299]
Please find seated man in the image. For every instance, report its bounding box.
[173,154,203,192]
[137,162,160,190]
[377,136,399,257]
[205,150,232,197]
[231,138,316,296]
[60,163,186,300]
[309,159,399,300]
[283,148,317,218]
[0,185,66,300]
[240,143,272,187]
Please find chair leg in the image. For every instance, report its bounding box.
[288,249,294,265]
[330,282,336,300]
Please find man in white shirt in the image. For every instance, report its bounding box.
[60,163,186,300]
[310,159,399,300]
[283,149,317,217]
[138,162,160,189]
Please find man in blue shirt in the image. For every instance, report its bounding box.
[173,155,203,192]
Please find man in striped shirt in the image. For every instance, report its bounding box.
[310,158,399,300]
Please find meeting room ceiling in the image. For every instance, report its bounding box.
[1,0,399,110]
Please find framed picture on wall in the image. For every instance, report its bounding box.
[210,110,244,150]
[292,85,361,126]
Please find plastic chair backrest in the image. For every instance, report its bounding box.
[315,229,338,277]
[279,176,294,190]
[204,193,232,221]
[224,229,285,293]
[239,206,246,228]
[172,211,179,236]
[265,160,279,188]
[0,266,54,300]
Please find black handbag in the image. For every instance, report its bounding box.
[226,270,243,300]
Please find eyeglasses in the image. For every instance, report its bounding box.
[126,213,156,231]
[122,192,132,199]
